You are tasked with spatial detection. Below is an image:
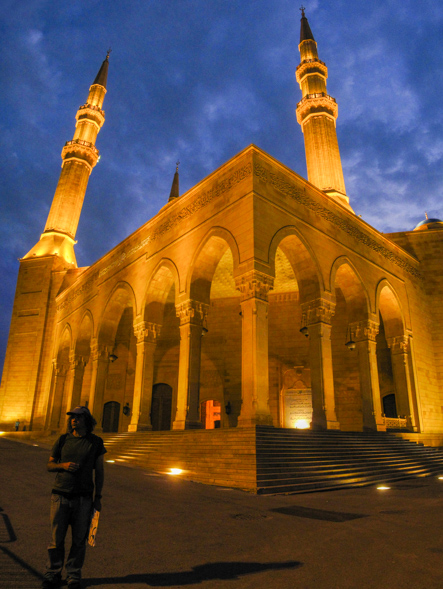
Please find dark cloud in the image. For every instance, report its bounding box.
[1,0,443,370]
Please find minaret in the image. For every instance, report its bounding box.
[295,8,351,211]
[24,52,110,266]
[168,161,180,202]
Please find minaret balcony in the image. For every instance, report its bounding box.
[61,139,100,168]
[76,104,105,128]
[296,59,328,83]
[296,93,338,124]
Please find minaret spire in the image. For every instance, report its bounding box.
[168,161,180,202]
[24,54,110,266]
[295,9,351,211]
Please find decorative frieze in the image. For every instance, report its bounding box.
[235,270,274,302]
[253,162,422,280]
[57,270,99,312]
[301,297,336,325]
[176,300,209,326]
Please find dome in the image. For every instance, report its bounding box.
[413,217,443,231]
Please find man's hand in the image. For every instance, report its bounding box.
[62,462,80,472]
[93,498,102,512]
[47,457,80,473]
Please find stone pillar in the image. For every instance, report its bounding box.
[302,297,339,430]
[129,321,161,432]
[173,300,208,430]
[88,341,109,430]
[350,320,386,432]
[235,270,274,427]
[387,335,418,432]
[64,353,87,414]
[48,362,68,431]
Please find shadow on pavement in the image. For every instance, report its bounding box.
[271,505,368,522]
[84,560,302,586]
[0,546,44,587]
[0,508,17,543]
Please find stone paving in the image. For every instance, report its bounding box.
[1,436,443,589]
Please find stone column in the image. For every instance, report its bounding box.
[173,300,208,430]
[302,297,340,430]
[350,320,386,432]
[48,362,68,431]
[88,341,109,430]
[64,353,87,414]
[235,270,274,427]
[129,321,161,432]
[387,335,418,431]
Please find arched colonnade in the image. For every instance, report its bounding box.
[47,225,420,434]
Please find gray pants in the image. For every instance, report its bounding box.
[45,494,92,582]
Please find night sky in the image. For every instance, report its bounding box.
[1,0,443,372]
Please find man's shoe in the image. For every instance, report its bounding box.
[67,581,82,589]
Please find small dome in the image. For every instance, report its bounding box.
[413,217,443,231]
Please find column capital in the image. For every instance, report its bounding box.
[68,352,87,368]
[349,320,379,343]
[301,297,336,326]
[235,270,274,302]
[52,361,67,377]
[176,299,209,326]
[387,335,410,354]
[133,321,162,344]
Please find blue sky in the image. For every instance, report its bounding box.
[1,0,443,370]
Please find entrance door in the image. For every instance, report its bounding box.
[102,401,120,432]
[151,384,172,431]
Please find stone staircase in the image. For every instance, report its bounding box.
[101,426,443,494]
[255,427,443,494]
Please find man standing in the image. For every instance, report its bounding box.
[42,406,106,589]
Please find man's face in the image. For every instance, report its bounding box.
[71,414,85,430]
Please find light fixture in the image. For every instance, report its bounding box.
[345,326,356,350]
[109,352,118,363]
[377,486,390,490]
[169,468,183,475]
[122,403,130,416]
[299,313,309,337]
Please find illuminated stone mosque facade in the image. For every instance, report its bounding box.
[2,12,443,444]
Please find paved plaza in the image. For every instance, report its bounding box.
[1,436,443,589]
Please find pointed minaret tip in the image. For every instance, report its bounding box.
[299,5,315,43]
[168,161,180,202]
[93,51,110,88]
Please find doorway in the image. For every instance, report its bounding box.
[151,383,172,431]
[102,401,120,432]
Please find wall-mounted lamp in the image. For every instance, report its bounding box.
[109,353,118,363]
[345,326,356,350]
[225,401,231,415]
[299,313,309,337]
[122,403,130,416]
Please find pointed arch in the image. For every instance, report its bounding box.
[330,256,371,322]
[143,258,180,324]
[187,227,240,303]
[376,280,405,339]
[268,226,323,303]
[74,311,94,359]
[98,281,137,345]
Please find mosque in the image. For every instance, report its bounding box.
[1,11,443,452]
